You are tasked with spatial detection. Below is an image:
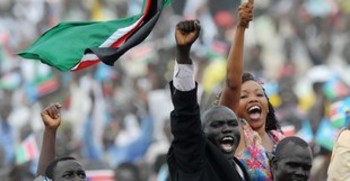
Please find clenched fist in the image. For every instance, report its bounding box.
[238,0,254,28]
[175,20,201,64]
[41,103,62,130]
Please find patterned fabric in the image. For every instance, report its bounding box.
[236,119,284,181]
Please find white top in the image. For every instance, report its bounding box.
[173,61,195,91]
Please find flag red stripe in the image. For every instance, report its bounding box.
[71,59,100,71]
[22,136,38,160]
[73,0,152,71]
[87,170,114,181]
[88,176,114,181]
[73,0,155,71]
[111,0,152,48]
[26,139,35,159]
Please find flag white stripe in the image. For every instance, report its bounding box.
[100,18,143,47]
[74,0,151,71]
[71,53,99,70]
[72,17,144,71]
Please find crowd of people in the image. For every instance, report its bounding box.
[1,0,350,180]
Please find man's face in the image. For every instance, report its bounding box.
[272,143,312,181]
[53,160,86,181]
[203,106,240,159]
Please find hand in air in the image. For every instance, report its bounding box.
[175,20,201,64]
[41,103,62,130]
[175,20,201,51]
[238,0,254,28]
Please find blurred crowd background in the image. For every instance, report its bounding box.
[1,0,350,180]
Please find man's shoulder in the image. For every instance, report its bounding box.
[33,176,52,181]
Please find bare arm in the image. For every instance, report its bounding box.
[219,0,254,113]
[175,20,201,64]
[36,103,62,176]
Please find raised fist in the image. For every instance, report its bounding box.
[175,20,201,49]
[41,103,62,130]
[238,0,254,28]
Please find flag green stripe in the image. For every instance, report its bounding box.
[18,14,142,71]
[16,146,27,165]
[17,0,173,72]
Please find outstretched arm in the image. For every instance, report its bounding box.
[219,0,254,113]
[170,20,203,172]
[36,103,62,176]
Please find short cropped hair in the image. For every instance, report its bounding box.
[201,105,236,127]
[45,156,77,179]
[272,136,310,160]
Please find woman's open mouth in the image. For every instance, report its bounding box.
[247,105,262,120]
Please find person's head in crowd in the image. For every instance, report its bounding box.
[0,104,11,121]
[114,162,141,181]
[312,81,326,97]
[102,119,121,149]
[201,105,240,159]
[238,72,280,132]
[270,136,313,181]
[45,156,86,181]
[278,87,299,108]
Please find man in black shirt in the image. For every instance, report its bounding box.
[167,18,251,181]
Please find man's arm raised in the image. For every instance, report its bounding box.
[170,20,203,173]
[36,103,62,176]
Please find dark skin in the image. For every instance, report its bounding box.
[271,143,312,181]
[175,20,201,64]
[174,1,255,157]
[53,159,86,181]
[175,21,241,159]
[218,0,277,154]
[37,103,62,176]
[202,106,240,159]
[219,0,254,114]
[37,103,87,180]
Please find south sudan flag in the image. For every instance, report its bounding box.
[18,0,171,71]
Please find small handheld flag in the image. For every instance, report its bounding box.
[329,96,350,128]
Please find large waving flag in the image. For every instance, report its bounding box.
[17,0,171,72]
